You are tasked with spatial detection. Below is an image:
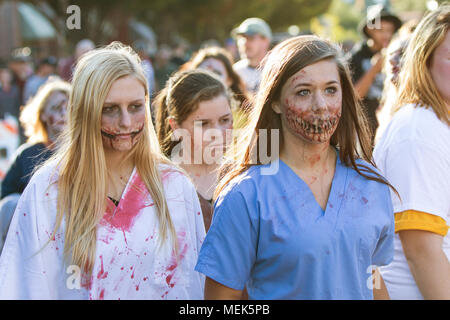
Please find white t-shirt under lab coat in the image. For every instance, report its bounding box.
[0,162,206,300]
[373,103,450,299]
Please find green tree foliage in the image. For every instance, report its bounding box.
[27,0,332,46]
[310,0,364,43]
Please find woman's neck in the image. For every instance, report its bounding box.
[280,130,336,175]
[181,163,218,200]
[104,149,134,178]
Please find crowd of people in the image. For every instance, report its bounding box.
[0,3,448,300]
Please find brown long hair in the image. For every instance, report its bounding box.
[216,35,397,198]
[154,69,229,157]
[394,4,450,125]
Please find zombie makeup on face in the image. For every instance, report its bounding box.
[285,106,341,143]
[41,91,68,142]
[101,101,146,152]
[278,59,343,144]
[100,75,147,153]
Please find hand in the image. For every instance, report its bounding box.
[371,51,385,74]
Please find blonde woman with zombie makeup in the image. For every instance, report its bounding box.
[0,43,205,300]
[195,36,397,300]
[374,6,450,300]
[155,69,233,232]
[0,78,70,253]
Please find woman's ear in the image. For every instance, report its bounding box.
[272,101,282,114]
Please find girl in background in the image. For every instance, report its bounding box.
[155,69,233,231]
[183,46,250,111]
[182,46,251,129]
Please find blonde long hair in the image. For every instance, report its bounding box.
[19,78,71,144]
[394,5,450,125]
[45,42,177,274]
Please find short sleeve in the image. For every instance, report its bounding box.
[195,185,259,290]
[384,140,449,222]
[395,210,449,236]
[372,186,395,267]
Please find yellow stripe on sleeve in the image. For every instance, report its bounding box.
[395,210,449,236]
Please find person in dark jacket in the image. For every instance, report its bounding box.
[347,4,402,146]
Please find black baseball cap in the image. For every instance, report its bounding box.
[359,4,402,39]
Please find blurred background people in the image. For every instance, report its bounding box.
[232,17,272,94]
[375,21,417,144]
[133,40,156,98]
[348,4,402,146]
[153,44,178,95]
[182,46,251,112]
[58,39,95,82]
[0,78,70,253]
[0,61,21,122]
[7,53,33,105]
[155,69,233,231]
[23,56,58,103]
[0,61,22,176]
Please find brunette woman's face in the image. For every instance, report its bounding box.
[429,30,450,108]
[198,58,232,87]
[101,75,146,152]
[275,59,342,144]
[177,94,233,164]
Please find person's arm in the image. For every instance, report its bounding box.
[195,184,259,300]
[399,230,450,300]
[373,269,390,300]
[354,52,384,99]
[205,277,243,300]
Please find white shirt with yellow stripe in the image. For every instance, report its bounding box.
[373,103,450,299]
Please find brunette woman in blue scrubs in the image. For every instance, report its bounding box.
[195,36,396,300]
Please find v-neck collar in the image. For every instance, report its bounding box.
[106,167,137,210]
[278,149,348,217]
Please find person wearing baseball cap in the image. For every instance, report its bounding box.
[232,17,272,95]
[347,4,402,146]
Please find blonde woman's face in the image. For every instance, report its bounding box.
[275,59,342,144]
[101,75,146,152]
[429,30,450,108]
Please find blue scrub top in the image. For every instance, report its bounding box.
[195,153,394,300]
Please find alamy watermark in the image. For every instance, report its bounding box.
[66,5,81,30]
[169,125,280,175]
